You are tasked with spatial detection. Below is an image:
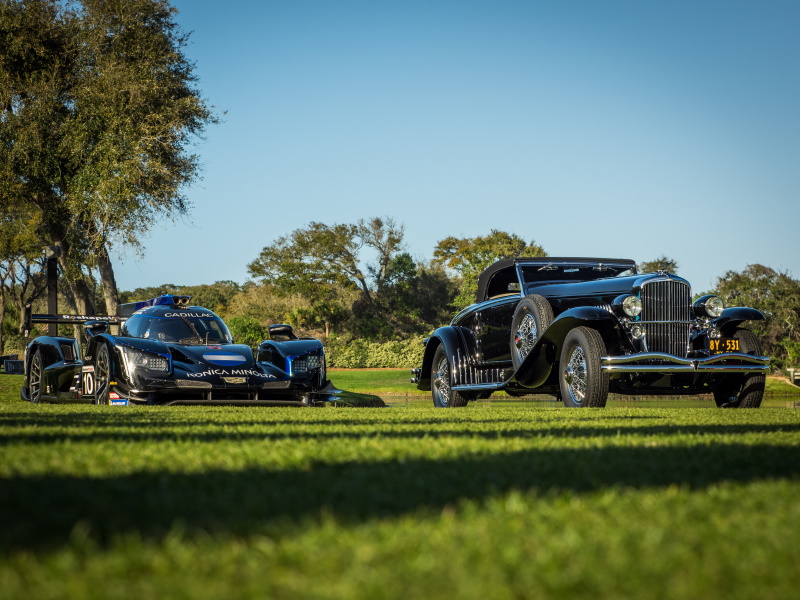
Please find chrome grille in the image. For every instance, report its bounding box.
[640,279,692,357]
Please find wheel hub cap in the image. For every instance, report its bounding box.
[515,314,538,361]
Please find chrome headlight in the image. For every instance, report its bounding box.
[613,294,642,318]
[693,295,725,318]
[120,346,170,372]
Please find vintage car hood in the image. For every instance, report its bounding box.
[527,273,691,299]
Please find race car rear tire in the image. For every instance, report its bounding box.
[94,344,111,405]
[28,349,44,404]
[712,328,765,408]
[559,327,609,408]
[431,345,470,408]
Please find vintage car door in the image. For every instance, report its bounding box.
[471,297,520,364]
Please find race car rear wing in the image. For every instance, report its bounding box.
[23,303,127,339]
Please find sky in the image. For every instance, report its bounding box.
[113,0,800,296]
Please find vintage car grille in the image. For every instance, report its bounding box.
[640,279,692,357]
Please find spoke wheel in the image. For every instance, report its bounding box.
[510,295,553,370]
[431,345,469,408]
[28,350,44,404]
[94,345,111,405]
[559,327,609,408]
[514,313,537,363]
[564,345,588,404]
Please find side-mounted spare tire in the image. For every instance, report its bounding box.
[510,295,554,370]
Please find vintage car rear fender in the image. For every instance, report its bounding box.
[713,307,766,334]
[416,326,477,391]
[515,306,628,388]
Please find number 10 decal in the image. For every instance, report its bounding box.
[82,365,95,395]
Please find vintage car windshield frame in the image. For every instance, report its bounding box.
[517,261,637,287]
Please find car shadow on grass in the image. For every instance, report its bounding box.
[2,440,800,554]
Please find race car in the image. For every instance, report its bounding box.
[20,294,330,405]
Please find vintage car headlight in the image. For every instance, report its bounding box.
[693,295,725,318]
[120,346,170,372]
[613,294,642,318]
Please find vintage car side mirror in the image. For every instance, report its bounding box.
[269,324,298,340]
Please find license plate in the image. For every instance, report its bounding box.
[709,338,740,354]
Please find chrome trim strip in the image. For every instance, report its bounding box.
[452,382,508,392]
[601,353,770,373]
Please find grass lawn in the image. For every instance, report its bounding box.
[1,372,799,599]
[328,368,425,396]
[328,368,800,401]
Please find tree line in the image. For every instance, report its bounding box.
[1,2,797,371]
[3,217,799,371]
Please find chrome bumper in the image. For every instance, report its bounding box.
[601,352,770,374]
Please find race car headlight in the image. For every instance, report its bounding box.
[120,346,169,372]
[613,294,642,318]
[693,295,725,318]
[290,352,321,374]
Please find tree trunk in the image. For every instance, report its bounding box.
[95,241,119,317]
[47,235,95,317]
[0,288,5,354]
[57,255,96,316]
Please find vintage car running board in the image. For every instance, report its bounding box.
[452,381,509,392]
[601,352,770,373]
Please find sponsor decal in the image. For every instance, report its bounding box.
[202,352,247,366]
[82,371,95,395]
[82,365,95,373]
[207,345,222,350]
[222,377,246,384]
[187,369,276,379]
[164,312,212,318]
[110,399,129,406]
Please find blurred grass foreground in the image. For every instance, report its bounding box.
[1,372,799,599]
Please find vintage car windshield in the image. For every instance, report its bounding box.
[123,315,233,344]
[520,263,635,286]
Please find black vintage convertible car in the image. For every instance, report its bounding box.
[21,294,328,405]
[412,257,770,408]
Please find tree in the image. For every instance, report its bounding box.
[246,218,457,339]
[638,255,679,274]
[0,204,48,350]
[711,264,800,370]
[0,0,216,317]
[433,230,547,307]
[248,218,410,336]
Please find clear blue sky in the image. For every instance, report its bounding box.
[113,0,800,296]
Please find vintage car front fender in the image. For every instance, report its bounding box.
[515,306,627,388]
[415,326,477,391]
[713,307,766,334]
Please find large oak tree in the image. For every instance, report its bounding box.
[0,0,216,316]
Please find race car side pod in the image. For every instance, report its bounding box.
[22,303,127,339]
